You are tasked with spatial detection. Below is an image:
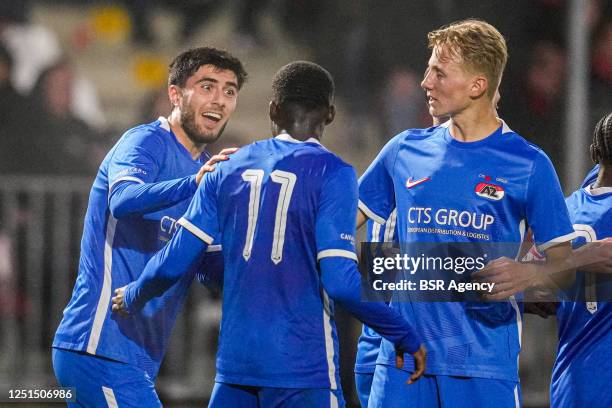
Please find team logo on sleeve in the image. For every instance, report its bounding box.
[406,177,431,189]
[475,182,505,201]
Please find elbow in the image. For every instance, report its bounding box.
[323,281,351,304]
[109,199,128,219]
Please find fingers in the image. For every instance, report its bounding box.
[217,147,239,156]
[408,346,426,385]
[206,154,230,166]
[198,165,215,174]
[111,288,129,316]
[395,351,405,370]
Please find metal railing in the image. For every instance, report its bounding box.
[0,175,221,404]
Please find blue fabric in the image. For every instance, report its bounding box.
[208,382,345,408]
[551,183,612,408]
[52,348,162,408]
[355,372,374,407]
[53,118,211,379]
[355,215,397,375]
[368,365,520,408]
[126,135,419,389]
[359,121,575,382]
[580,165,599,188]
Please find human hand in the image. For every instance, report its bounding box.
[472,257,538,300]
[111,286,129,317]
[195,147,239,185]
[395,344,426,384]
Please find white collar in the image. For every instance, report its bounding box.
[584,183,612,196]
[275,132,322,145]
[158,116,171,132]
[440,118,512,134]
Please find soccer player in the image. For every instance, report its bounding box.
[551,112,612,408]
[112,61,425,407]
[357,20,576,407]
[52,47,247,407]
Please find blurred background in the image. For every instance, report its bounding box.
[0,0,609,406]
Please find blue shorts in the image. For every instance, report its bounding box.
[209,382,345,408]
[368,364,521,408]
[52,347,161,408]
[355,372,374,407]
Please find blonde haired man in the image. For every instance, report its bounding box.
[358,20,575,407]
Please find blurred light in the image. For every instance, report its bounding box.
[90,5,131,44]
[133,54,167,89]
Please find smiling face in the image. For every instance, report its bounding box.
[421,47,478,118]
[172,64,239,145]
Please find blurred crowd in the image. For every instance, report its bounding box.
[0,0,610,177]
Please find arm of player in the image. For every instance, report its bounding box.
[356,209,367,230]
[112,226,208,315]
[317,163,424,383]
[320,256,425,383]
[109,150,235,218]
[473,242,575,301]
[195,246,224,292]
[109,175,197,218]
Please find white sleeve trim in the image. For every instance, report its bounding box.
[109,176,145,191]
[317,249,358,262]
[536,232,577,252]
[205,244,222,253]
[177,217,214,245]
[358,201,386,225]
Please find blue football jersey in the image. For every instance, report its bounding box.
[53,117,209,378]
[354,211,397,374]
[177,133,359,389]
[581,164,599,188]
[551,183,612,408]
[359,120,575,381]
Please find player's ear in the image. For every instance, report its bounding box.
[168,85,181,108]
[325,105,336,125]
[269,101,279,122]
[470,76,488,99]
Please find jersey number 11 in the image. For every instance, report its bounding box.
[241,169,297,264]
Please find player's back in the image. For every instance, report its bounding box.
[552,185,612,407]
[211,134,353,389]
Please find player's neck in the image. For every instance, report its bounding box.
[593,165,612,188]
[279,124,323,142]
[449,104,500,142]
[167,113,206,160]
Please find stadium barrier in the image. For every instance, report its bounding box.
[0,176,221,403]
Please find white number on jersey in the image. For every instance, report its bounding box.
[241,169,297,264]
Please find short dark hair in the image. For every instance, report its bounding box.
[590,112,612,165]
[168,47,247,89]
[272,61,334,109]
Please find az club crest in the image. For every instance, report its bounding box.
[475,182,505,201]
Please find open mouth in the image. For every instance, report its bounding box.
[202,112,222,122]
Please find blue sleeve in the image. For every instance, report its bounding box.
[195,244,224,291]
[122,165,221,312]
[109,176,197,218]
[175,168,221,245]
[580,164,599,188]
[315,165,359,262]
[108,129,163,185]
[526,152,576,252]
[316,165,419,351]
[107,129,200,217]
[123,226,208,312]
[320,257,421,353]
[366,209,398,243]
[358,136,399,224]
